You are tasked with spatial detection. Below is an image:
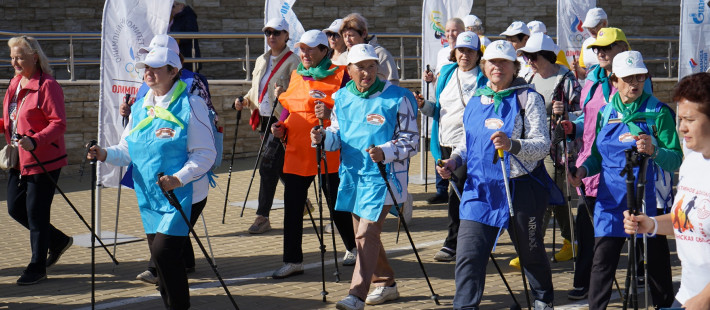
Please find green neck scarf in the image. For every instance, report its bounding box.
[129,81,187,135]
[296,58,337,80]
[610,91,655,135]
[346,78,385,99]
[474,86,516,114]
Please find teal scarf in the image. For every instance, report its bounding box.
[346,78,385,99]
[610,92,655,135]
[296,58,337,80]
[474,86,515,114]
[582,66,612,108]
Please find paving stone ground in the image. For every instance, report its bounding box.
[0,153,681,309]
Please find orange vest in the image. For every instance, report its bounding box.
[279,65,343,176]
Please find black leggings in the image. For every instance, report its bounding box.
[148,198,207,272]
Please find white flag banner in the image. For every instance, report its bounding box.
[556,0,595,68]
[264,0,305,53]
[98,0,172,187]
[679,0,710,78]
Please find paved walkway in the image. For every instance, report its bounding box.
[0,153,681,309]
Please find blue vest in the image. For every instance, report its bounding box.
[333,85,416,222]
[127,81,193,236]
[594,97,659,238]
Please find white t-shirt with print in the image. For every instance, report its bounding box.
[438,67,479,147]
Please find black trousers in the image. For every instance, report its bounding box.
[588,235,674,310]
[7,168,69,274]
[282,172,356,263]
[148,198,207,272]
[441,146,465,251]
[256,121,285,218]
[572,196,596,288]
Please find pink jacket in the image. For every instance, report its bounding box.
[1,71,67,175]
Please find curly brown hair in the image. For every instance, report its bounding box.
[673,72,710,119]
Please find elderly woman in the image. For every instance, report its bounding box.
[88,46,216,309]
[624,72,710,310]
[415,31,487,262]
[573,8,609,79]
[3,36,72,285]
[437,40,553,309]
[311,43,419,310]
[340,13,399,85]
[234,17,299,234]
[516,32,581,266]
[569,51,680,310]
[324,19,348,65]
[463,15,491,48]
[269,29,356,278]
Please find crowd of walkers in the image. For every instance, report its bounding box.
[4,5,710,310]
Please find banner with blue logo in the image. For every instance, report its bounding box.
[556,0,595,69]
[679,0,710,78]
[264,0,305,54]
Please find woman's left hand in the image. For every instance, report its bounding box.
[490,131,511,151]
[634,134,655,156]
[684,283,710,310]
[17,136,35,151]
[157,174,182,192]
[367,145,384,163]
[552,100,564,116]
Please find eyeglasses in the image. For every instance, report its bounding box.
[521,52,538,62]
[592,43,617,55]
[264,29,284,37]
[325,32,340,39]
[621,74,647,84]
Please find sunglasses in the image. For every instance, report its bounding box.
[521,52,538,62]
[621,74,647,84]
[264,29,284,37]
[325,32,340,39]
[592,43,617,55]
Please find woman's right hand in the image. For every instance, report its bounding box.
[233,97,248,111]
[567,166,586,187]
[310,127,324,144]
[436,159,456,179]
[87,145,107,162]
[271,121,285,139]
[623,210,653,235]
[414,92,426,109]
[423,70,434,83]
[119,103,131,117]
[274,84,285,99]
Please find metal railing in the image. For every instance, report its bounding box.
[0,30,680,80]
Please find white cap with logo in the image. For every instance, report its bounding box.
[463,15,483,28]
[455,31,480,51]
[500,21,530,37]
[347,44,379,65]
[323,19,343,34]
[527,21,547,34]
[135,47,182,70]
[582,8,608,28]
[517,32,557,54]
[482,40,517,62]
[263,17,289,32]
[612,51,648,78]
[139,34,180,56]
[295,29,329,49]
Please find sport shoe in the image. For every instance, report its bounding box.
[426,193,448,204]
[336,294,365,310]
[46,236,73,267]
[272,263,304,279]
[553,239,575,262]
[534,300,554,310]
[509,256,521,270]
[567,287,588,300]
[248,215,271,234]
[343,249,357,266]
[325,222,338,234]
[16,270,47,285]
[136,270,158,284]
[303,198,315,216]
[433,248,455,262]
[365,282,399,305]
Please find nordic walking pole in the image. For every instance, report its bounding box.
[372,145,440,305]
[200,213,217,266]
[634,151,651,310]
[424,65,431,193]
[314,123,329,302]
[88,140,97,310]
[26,138,119,265]
[112,94,131,271]
[222,96,243,223]
[438,160,522,310]
[497,149,532,310]
[157,173,240,310]
[621,147,643,310]
[240,96,281,217]
[560,95,577,267]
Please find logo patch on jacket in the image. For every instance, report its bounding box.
[618,132,635,143]
[309,90,327,99]
[366,114,385,125]
[484,118,504,130]
[155,128,176,139]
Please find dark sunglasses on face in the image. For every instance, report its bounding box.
[522,52,538,62]
[592,42,617,55]
[264,29,283,37]
[326,32,340,39]
[621,74,647,84]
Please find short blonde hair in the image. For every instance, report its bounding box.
[340,13,368,36]
[8,36,53,76]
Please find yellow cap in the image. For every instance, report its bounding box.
[588,27,630,50]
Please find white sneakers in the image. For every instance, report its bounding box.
[343,249,357,266]
[272,263,304,279]
[534,300,554,310]
[136,270,158,284]
[336,295,365,310]
[365,283,399,305]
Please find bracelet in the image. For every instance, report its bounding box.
[646,216,658,237]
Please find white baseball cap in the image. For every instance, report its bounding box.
[463,15,483,28]
[138,34,180,56]
[262,17,289,32]
[517,32,557,54]
[347,44,379,65]
[612,51,648,78]
[500,21,530,37]
[295,29,329,49]
[323,19,343,34]
[527,21,547,34]
[455,31,480,51]
[582,8,608,28]
[482,40,517,61]
[135,47,182,70]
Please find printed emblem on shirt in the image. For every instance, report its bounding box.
[309,90,327,99]
[481,97,493,105]
[155,128,176,139]
[366,114,385,126]
[484,118,504,130]
[618,132,635,143]
[147,107,156,118]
